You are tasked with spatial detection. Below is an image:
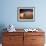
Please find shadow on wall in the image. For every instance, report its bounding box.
[0,24,7,43]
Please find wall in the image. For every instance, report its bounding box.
[0,0,46,29]
[0,0,46,44]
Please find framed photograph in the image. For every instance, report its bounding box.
[17,7,35,22]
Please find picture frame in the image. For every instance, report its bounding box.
[17,7,35,22]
